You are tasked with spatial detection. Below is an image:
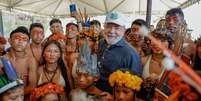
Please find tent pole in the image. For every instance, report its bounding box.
[146,0,152,27]
[0,10,4,36]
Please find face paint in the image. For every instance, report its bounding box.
[11,33,29,52]
[12,35,28,42]
[166,14,183,33]
[31,28,44,44]
[43,44,61,64]
[131,27,139,33]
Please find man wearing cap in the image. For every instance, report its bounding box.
[96,11,142,94]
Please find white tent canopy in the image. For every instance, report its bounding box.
[0,0,201,40]
[0,0,191,17]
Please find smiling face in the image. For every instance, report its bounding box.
[10,32,29,52]
[66,24,78,39]
[43,43,61,64]
[150,32,169,54]
[104,23,125,45]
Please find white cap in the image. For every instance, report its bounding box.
[105,11,127,27]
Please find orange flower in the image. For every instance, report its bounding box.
[30,83,64,101]
[49,33,66,41]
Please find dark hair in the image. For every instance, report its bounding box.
[42,40,71,96]
[0,84,24,100]
[166,8,184,20]
[90,20,101,27]
[193,40,201,71]
[125,28,131,36]
[66,23,78,29]
[131,19,148,28]
[10,26,30,39]
[151,29,173,49]
[49,18,62,26]
[113,69,139,100]
[29,23,44,32]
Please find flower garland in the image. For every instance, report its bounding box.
[30,83,64,101]
[49,33,66,41]
[109,70,143,91]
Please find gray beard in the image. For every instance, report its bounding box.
[105,36,123,45]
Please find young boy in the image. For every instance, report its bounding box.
[0,57,24,101]
[70,40,111,101]
[109,69,143,101]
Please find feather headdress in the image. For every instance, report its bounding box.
[76,39,99,77]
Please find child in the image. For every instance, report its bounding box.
[71,40,110,101]
[109,70,143,101]
[0,57,24,101]
[30,83,64,101]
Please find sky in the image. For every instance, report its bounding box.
[183,3,201,40]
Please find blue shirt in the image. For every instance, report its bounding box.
[96,38,142,93]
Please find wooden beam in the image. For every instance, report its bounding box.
[12,0,24,7]
[52,0,63,16]
[77,0,105,12]
[103,0,108,13]
[16,0,50,7]
[109,0,126,12]
[37,0,58,13]
[160,0,172,8]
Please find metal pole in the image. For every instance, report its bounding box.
[0,10,4,36]
[146,0,152,27]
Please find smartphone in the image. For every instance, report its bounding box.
[69,3,77,16]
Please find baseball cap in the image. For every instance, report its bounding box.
[105,11,127,27]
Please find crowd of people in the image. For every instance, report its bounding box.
[0,7,200,101]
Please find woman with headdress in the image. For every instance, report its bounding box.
[37,40,72,100]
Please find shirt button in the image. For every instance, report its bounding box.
[102,57,104,59]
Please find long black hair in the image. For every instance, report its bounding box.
[42,40,71,96]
